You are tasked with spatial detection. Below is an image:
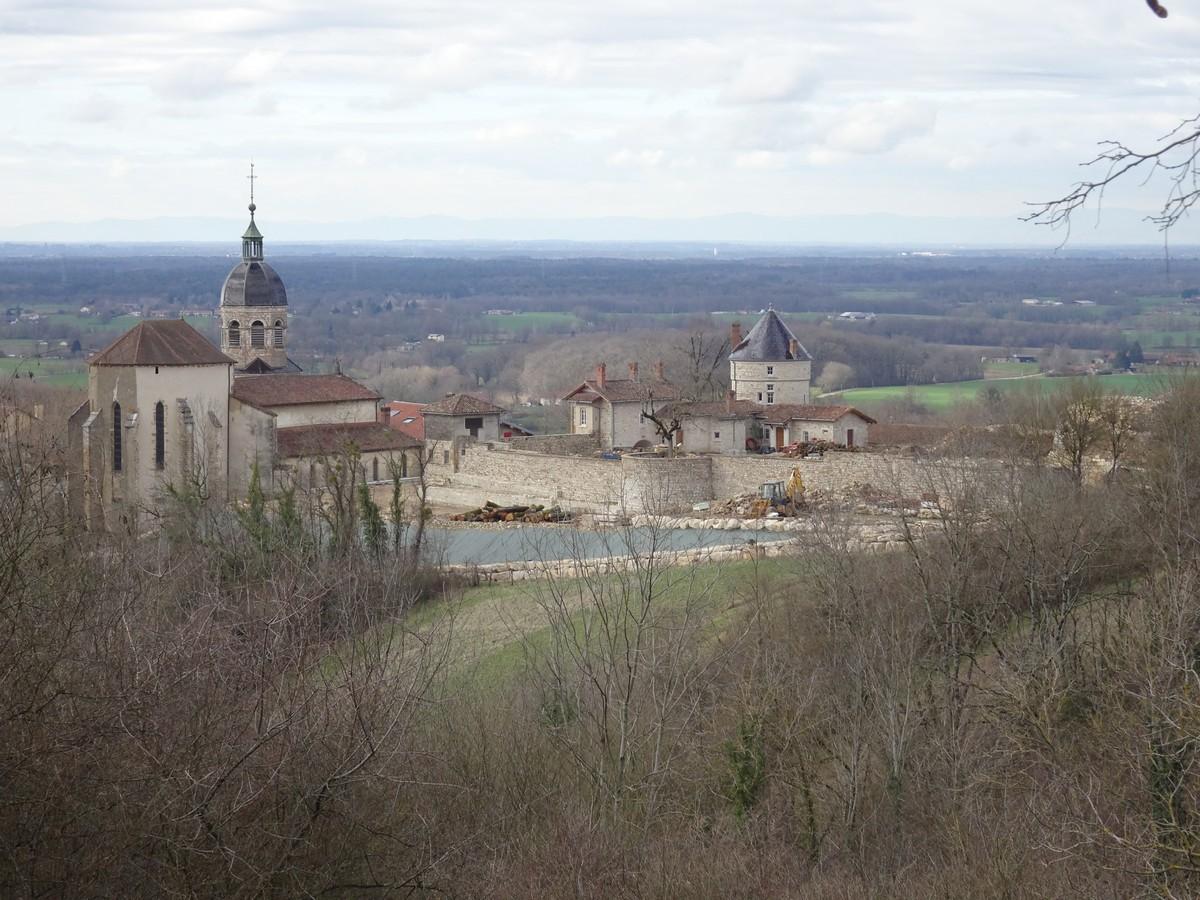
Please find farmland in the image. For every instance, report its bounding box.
[829,371,1167,412]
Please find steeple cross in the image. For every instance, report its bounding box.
[246,162,257,206]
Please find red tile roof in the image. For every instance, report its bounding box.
[669,399,876,424]
[759,403,877,424]
[382,400,425,440]
[91,320,233,367]
[230,373,380,409]
[421,393,506,416]
[276,422,421,459]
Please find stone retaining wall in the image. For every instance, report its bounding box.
[426,441,1006,515]
[508,432,601,455]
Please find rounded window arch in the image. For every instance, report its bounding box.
[228,320,240,347]
[272,318,284,347]
[250,320,265,348]
[112,401,122,472]
[154,401,165,470]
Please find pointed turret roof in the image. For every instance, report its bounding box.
[729,309,811,362]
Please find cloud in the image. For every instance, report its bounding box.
[723,57,818,104]
[823,101,937,154]
[606,148,666,168]
[1,0,1197,230]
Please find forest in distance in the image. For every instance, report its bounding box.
[1,248,1197,423]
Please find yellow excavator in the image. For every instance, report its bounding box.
[785,467,806,504]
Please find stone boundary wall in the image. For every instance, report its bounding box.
[619,455,713,514]
[426,442,1008,515]
[709,453,1000,501]
[508,433,601,456]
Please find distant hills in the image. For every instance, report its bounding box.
[1,210,1198,253]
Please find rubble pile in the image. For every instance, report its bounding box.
[451,501,573,524]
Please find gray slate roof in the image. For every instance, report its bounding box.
[728,309,811,362]
[221,261,288,309]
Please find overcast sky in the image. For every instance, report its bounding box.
[4,0,1200,241]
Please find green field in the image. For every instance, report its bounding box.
[830,372,1168,412]
[982,361,1040,378]
[0,356,87,389]
[840,288,919,302]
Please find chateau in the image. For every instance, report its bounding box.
[67,189,418,531]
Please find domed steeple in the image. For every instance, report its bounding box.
[219,164,295,374]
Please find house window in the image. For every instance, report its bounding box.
[766,383,775,391]
[466,416,483,438]
[228,320,240,347]
[766,392,775,404]
[112,402,122,472]
[400,453,408,478]
[273,319,284,347]
[802,431,810,442]
[250,320,265,348]
[766,366,774,375]
[154,401,165,470]
[578,406,588,426]
[372,457,379,482]
[443,450,450,465]
[714,431,721,439]
[757,392,763,401]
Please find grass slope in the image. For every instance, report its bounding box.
[831,372,1166,412]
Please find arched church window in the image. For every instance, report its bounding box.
[251,320,265,348]
[272,319,284,347]
[112,402,122,472]
[229,320,240,347]
[154,401,165,470]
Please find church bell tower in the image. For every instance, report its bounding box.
[219,164,292,373]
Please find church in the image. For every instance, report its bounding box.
[67,187,419,531]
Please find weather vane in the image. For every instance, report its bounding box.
[247,162,257,209]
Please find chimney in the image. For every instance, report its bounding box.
[725,389,735,414]
[788,338,799,359]
[731,321,742,348]
[654,360,665,381]
[595,362,607,388]
[628,361,639,381]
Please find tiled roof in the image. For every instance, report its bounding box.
[421,393,506,416]
[563,379,681,404]
[759,403,876,424]
[670,399,876,424]
[729,309,811,362]
[667,398,763,419]
[91,320,233,367]
[230,373,380,408]
[382,400,425,440]
[276,422,421,458]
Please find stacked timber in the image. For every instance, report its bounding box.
[451,501,573,524]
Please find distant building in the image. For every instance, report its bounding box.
[426,333,446,343]
[68,180,419,531]
[729,309,812,405]
[562,361,680,450]
[837,311,876,321]
[669,393,875,453]
[422,393,506,442]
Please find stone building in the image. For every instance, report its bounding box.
[67,182,419,530]
[562,361,681,450]
[729,309,812,404]
[667,393,875,454]
[421,393,506,442]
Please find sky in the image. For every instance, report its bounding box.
[4,0,1200,242]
